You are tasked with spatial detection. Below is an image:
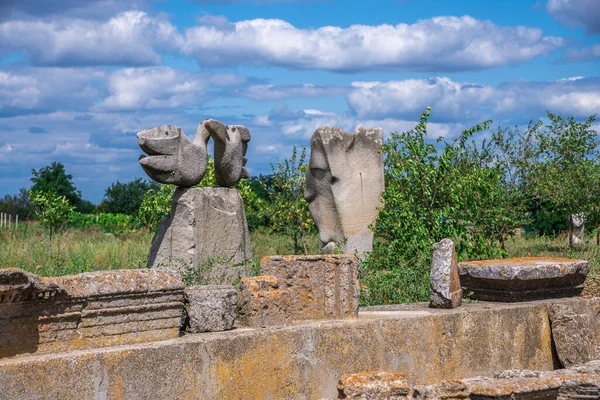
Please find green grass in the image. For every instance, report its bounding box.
[2,223,598,301]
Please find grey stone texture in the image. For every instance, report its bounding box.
[2,297,598,399]
[429,239,462,309]
[458,257,589,302]
[549,301,599,368]
[137,120,250,188]
[569,213,586,247]
[203,119,250,187]
[0,268,183,358]
[238,255,360,327]
[305,126,384,255]
[183,285,238,333]
[137,125,208,186]
[148,187,252,285]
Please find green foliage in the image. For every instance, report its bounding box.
[0,188,33,219]
[68,212,134,235]
[100,178,159,216]
[30,162,93,212]
[137,184,176,231]
[29,190,74,242]
[262,146,315,254]
[362,108,507,305]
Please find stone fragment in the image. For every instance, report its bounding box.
[137,125,208,186]
[569,213,585,247]
[305,126,384,255]
[238,255,360,327]
[0,268,184,358]
[458,257,589,302]
[411,380,469,400]
[203,119,250,187]
[549,302,599,368]
[237,276,287,328]
[183,285,238,333]
[429,239,462,309]
[337,371,410,400]
[147,187,252,285]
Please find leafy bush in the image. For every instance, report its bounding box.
[29,190,74,244]
[68,212,134,235]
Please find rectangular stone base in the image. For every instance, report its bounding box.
[2,298,598,399]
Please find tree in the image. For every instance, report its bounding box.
[263,146,315,254]
[362,108,507,305]
[0,188,33,219]
[30,162,93,212]
[101,178,160,216]
[29,190,73,247]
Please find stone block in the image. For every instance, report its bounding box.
[0,268,184,358]
[549,302,599,368]
[183,285,237,333]
[458,257,589,302]
[337,371,410,399]
[569,214,585,247]
[305,126,384,256]
[429,239,462,309]
[147,186,252,285]
[238,255,360,327]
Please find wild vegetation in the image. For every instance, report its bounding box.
[1,109,598,305]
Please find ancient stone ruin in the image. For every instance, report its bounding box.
[429,239,462,309]
[569,213,586,247]
[138,119,252,284]
[305,126,384,255]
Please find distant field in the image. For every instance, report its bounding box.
[1,223,598,298]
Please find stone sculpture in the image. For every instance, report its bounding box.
[429,239,462,309]
[569,213,585,247]
[137,119,252,285]
[305,126,384,255]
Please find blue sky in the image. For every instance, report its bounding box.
[0,0,599,203]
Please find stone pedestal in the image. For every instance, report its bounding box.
[458,257,589,302]
[147,187,252,285]
[183,285,237,333]
[238,255,360,327]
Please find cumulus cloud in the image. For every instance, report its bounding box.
[241,84,349,101]
[0,68,104,117]
[97,67,247,111]
[347,76,600,122]
[180,15,565,71]
[546,0,600,35]
[0,11,180,66]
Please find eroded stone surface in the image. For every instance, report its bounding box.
[147,186,252,285]
[305,126,384,255]
[549,302,599,368]
[238,255,360,327]
[458,257,589,302]
[569,214,585,247]
[429,239,462,309]
[0,268,184,358]
[203,119,250,187]
[337,371,410,399]
[183,285,237,333]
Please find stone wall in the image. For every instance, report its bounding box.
[2,297,597,399]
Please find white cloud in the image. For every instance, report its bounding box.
[242,84,349,101]
[547,0,600,35]
[97,67,247,111]
[347,76,600,122]
[0,11,180,66]
[180,15,565,71]
[562,43,600,62]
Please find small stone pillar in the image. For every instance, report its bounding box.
[569,214,585,247]
[429,239,462,309]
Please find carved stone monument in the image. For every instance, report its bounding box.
[138,119,252,284]
[305,126,384,255]
[569,213,585,247]
[429,239,462,309]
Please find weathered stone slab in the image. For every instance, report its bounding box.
[183,285,237,333]
[147,186,252,285]
[458,257,589,302]
[2,297,594,400]
[549,302,599,368]
[0,268,184,358]
[337,371,410,399]
[429,239,462,309]
[305,126,384,255]
[238,255,360,327]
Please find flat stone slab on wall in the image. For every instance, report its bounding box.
[458,257,589,302]
[2,297,598,399]
[238,254,360,327]
[0,268,184,358]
